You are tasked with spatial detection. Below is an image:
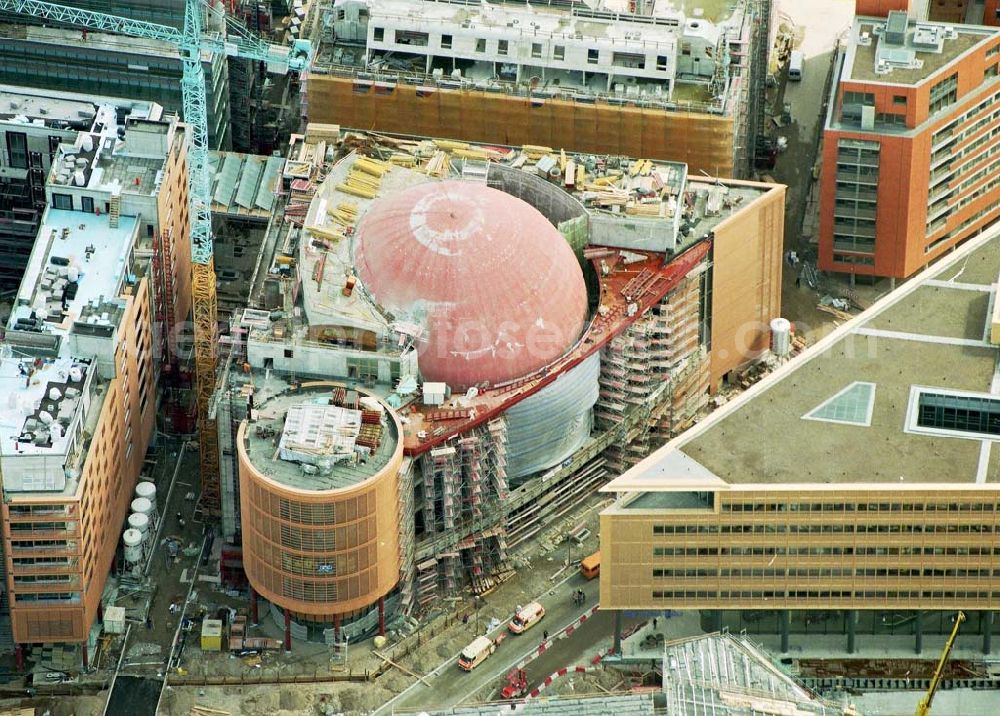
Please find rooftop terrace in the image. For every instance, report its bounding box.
[603,224,1000,495]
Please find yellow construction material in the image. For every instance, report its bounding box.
[522,144,553,156]
[453,147,490,160]
[200,619,223,652]
[308,224,346,242]
[592,174,622,187]
[389,153,418,167]
[559,148,567,171]
[353,156,391,177]
[433,138,470,151]
[337,182,378,199]
[576,165,587,187]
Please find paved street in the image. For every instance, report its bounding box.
[379,572,602,714]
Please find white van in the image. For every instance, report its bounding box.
[509,601,546,634]
[458,635,496,671]
[788,51,804,81]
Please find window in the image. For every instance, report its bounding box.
[499,40,509,55]
[657,55,668,71]
[840,91,875,125]
[284,348,294,358]
[52,193,73,210]
[893,94,907,106]
[29,152,42,168]
[48,135,63,155]
[587,49,599,64]
[681,43,691,56]
[373,27,384,42]
[530,42,541,58]
[441,34,452,49]
[554,45,565,61]
[909,388,1000,439]
[81,196,94,213]
[476,38,486,53]
[987,63,999,80]
[6,131,27,169]
[929,73,958,114]
[395,30,428,46]
[146,224,155,238]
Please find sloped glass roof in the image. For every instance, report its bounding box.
[802,381,876,426]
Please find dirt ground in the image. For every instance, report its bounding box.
[155,498,607,715]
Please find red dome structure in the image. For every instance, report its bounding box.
[354,180,588,388]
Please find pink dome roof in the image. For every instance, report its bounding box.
[354,180,588,388]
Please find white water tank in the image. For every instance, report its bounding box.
[81,134,94,152]
[69,365,83,382]
[135,481,157,512]
[73,170,86,186]
[770,317,792,358]
[123,528,144,564]
[127,512,150,534]
[130,497,153,517]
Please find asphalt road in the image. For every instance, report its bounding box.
[379,572,603,714]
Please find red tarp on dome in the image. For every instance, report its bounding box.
[354,181,588,388]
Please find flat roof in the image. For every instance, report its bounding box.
[845,16,999,86]
[242,384,399,491]
[604,224,1000,494]
[2,210,138,462]
[0,84,161,131]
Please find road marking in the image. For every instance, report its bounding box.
[373,568,587,716]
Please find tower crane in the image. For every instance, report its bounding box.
[0,0,311,514]
[915,610,965,716]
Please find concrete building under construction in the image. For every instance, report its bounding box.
[305,0,774,178]
[210,126,784,642]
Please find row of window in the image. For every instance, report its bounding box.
[371,27,671,71]
[723,501,1000,512]
[653,523,1000,535]
[655,545,1000,557]
[651,590,1000,600]
[653,567,1000,578]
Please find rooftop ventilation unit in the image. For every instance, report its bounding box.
[884,11,908,46]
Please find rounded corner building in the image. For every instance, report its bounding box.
[235,145,725,642]
[238,382,404,641]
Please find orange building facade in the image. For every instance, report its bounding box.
[0,116,189,664]
[819,14,1000,278]
[238,383,403,638]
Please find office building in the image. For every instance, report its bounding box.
[307,0,773,178]
[0,86,165,296]
[211,127,784,642]
[601,220,1000,651]
[0,113,189,666]
[819,10,1000,278]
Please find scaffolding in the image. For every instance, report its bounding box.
[596,271,709,473]
[416,418,509,605]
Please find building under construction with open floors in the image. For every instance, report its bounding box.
[0,112,190,669]
[600,216,1000,653]
[208,126,784,642]
[305,0,774,178]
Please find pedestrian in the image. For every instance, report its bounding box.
[146,616,153,630]
[176,511,182,522]
[653,618,658,630]
[795,275,801,287]
[543,630,548,641]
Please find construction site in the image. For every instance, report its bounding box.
[305,0,775,178]
[205,123,785,642]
